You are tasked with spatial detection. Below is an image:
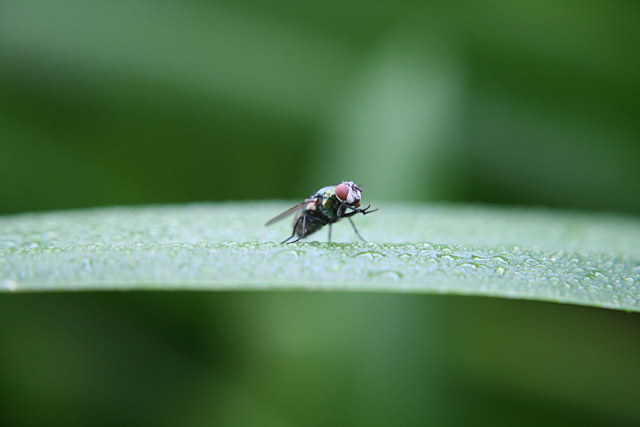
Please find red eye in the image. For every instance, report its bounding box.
[336,183,348,200]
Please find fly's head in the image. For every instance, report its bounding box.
[335,181,362,208]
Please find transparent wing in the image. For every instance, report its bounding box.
[265,200,312,226]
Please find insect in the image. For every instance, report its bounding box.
[266,181,377,244]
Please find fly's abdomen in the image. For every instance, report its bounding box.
[294,209,329,237]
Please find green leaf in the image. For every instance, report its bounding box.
[1,202,639,312]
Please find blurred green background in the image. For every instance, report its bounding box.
[2,0,640,213]
[2,0,640,425]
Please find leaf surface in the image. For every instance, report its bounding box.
[1,202,639,312]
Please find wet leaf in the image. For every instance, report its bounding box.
[1,202,639,312]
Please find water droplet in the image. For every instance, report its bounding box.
[524,258,539,267]
[353,251,384,260]
[439,255,455,264]
[490,256,510,266]
[572,267,585,276]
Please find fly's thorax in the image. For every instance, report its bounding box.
[311,186,339,214]
[322,196,334,211]
[318,197,343,222]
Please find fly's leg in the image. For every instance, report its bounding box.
[348,217,368,243]
[340,204,377,242]
[286,214,309,244]
[327,224,332,243]
[342,204,378,218]
[281,215,304,244]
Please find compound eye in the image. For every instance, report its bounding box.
[335,183,349,201]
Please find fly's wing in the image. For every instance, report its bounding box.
[265,199,313,226]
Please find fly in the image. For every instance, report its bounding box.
[266,181,377,244]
